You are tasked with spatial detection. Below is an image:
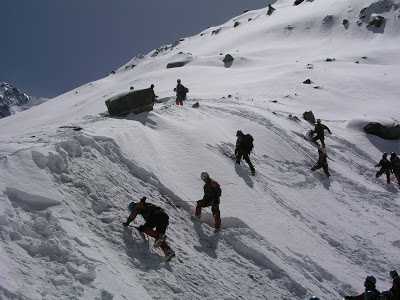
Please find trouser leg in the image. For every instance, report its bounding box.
[385,170,391,184]
[243,153,255,172]
[211,205,221,230]
[322,164,330,177]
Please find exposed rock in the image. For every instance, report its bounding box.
[322,15,336,28]
[234,21,241,28]
[325,58,336,62]
[367,15,386,33]
[267,5,276,16]
[223,54,234,68]
[303,79,313,84]
[306,63,314,69]
[294,0,305,6]
[166,61,190,69]
[342,19,350,29]
[303,111,316,124]
[105,86,155,116]
[364,122,400,140]
[192,102,200,108]
[211,28,222,35]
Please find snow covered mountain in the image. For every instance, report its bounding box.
[1,0,400,299]
[0,82,47,119]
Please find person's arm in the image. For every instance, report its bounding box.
[375,160,382,167]
[324,125,332,134]
[123,209,139,227]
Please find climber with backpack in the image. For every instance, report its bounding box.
[235,130,255,175]
[195,172,222,232]
[344,275,380,300]
[123,196,175,260]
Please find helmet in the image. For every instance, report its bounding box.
[383,152,388,157]
[177,79,181,83]
[236,130,243,137]
[390,270,398,279]
[128,202,137,213]
[309,297,320,300]
[200,171,209,181]
[391,152,397,158]
[364,275,376,288]
[316,119,321,123]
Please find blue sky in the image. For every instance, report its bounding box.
[1,0,267,97]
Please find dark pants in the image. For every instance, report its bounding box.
[176,95,185,105]
[236,151,255,172]
[394,169,400,186]
[140,212,172,255]
[141,212,169,236]
[376,168,391,184]
[312,135,325,147]
[195,199,221,229]
[311,162,330,177]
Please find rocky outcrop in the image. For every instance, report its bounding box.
[364,122,400,140]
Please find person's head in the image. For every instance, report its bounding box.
[390,270,398,279]
[201,171,210,182]
[364,275,376,289]
[383,152,388,158]
[236,130,243,137]
[150,84,155,89]
[316,119,321,124]
[391,152,397,159]
[177,79,181,84]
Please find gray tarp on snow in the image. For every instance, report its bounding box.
[105,87,155,116]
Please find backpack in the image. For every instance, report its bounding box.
[211,180,222,198]
[242,134,254,153]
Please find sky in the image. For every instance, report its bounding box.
[1,0,268,98]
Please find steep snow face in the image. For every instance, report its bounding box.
[1,0,400,299]
[0,82,47,119]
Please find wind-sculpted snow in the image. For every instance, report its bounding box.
[1,0,400,298]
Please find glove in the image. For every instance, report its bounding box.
[122,222,129,227]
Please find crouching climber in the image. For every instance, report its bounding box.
[195,172,222,232]
[123,196,175,260]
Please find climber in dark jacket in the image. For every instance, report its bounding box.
[235,130,255,175]
[384,270,400,300]
[311,146,330,177]
[123,197,174,258]
[311,119,332,147]
[174,79,188,105]
[375,152,391,184]
[195,172,222,231]
[344,276,380,300]
[390,152,400,187]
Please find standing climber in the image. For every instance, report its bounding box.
[344,276,380,300]
[382,270,400,300]
[375,152,391,184]
[195,172,222,231]
[390,152,400,187]
[311,146,330,177]
[235,130,256,175]
[173,79,189,105]
[123,196,175,260]
[311,119,332,147]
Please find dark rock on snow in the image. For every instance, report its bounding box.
[223,54,235,68]
[303,111,316,124]
[303,79,313,84]
[364,122,400,140]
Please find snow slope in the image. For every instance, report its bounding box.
[1,0,400,299]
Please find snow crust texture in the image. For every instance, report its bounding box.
[1,0,400,299]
